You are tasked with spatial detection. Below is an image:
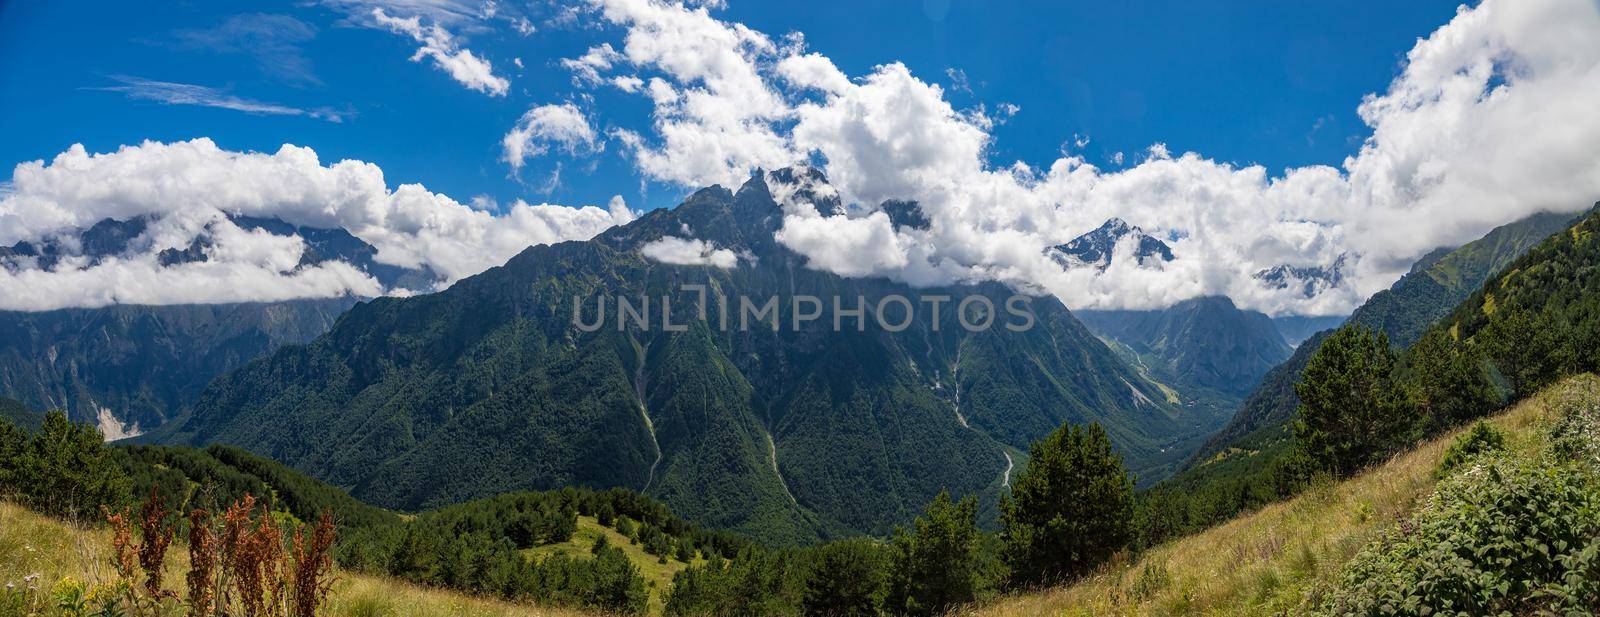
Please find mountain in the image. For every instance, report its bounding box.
[0,299,357,438]
[1075,296,1292,398]
[0,215,439,437]
[1253,256,1347,299]
[160,170,1204,543]
[1269,314,1347,347]
[1190,209,1583,465]
[0,396,41,432]
[1046,218,1173,270]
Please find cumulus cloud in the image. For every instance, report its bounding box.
[0,139,636,310]
[502,103,603,171]
[639,235,739,268]
[567,0,1600,316]
[578,0,794,188]
[372,8,509,96]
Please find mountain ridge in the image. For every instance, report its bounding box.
[160,170,1205,542]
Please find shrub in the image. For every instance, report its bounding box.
[1433,421,1506,478]
[1314,452,1600,615]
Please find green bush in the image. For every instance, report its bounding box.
[1432,421,1506,478]
[1314,452,1600,615]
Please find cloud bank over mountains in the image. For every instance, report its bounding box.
[0,139,633,311]
[7,0,1600,316]
[555,0,1600,316]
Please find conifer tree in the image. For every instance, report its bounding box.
[999,423,1133,588]
[887,491,979,616]
[1294,325,1416,476]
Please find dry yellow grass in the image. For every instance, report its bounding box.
[963,375,1578,617]
[0,500,598,617]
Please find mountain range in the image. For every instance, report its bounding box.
[150,170,1226,543]
[0,215,436,436]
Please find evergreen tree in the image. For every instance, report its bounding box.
[887,491,979,616]
[14,411,130,520]
[0,417,23,489]
[1483,308,1564,398]
[590,544,649,615]
[999,423,1133,588]
[1409,328,1496,428]
[804,538,888,617]
[1293,325,1417,476]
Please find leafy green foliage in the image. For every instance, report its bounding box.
[1315,453,1600,614]
[1408,328,1497,431]
[1293,325,1418,476]
[664,548,802,616]
[999,423,1132,588]
[1433,421,1506,478]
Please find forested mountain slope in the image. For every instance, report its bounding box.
[0,299,356,438]
[1076,296,1291,398]
[162,170,1196,543]
[0,215,444,438]
[1190,209,1583,465]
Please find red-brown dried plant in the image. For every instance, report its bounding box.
[103,504,140,610]
[253,511,287,615]
[289,510,337,617]
[137,487,176,598]
[218,494,256,614]
[186,507,218,617]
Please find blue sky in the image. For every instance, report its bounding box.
[0,0,1464,213]
[6,0,1598,317]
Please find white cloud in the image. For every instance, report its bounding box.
[612,75,644,92]
[372,8,509,96]
[580,0,794,188]
[773,212,908,277]
[639,235,738,268]
[0,139,636,310]
[579,0,1600,316]
[501,103,602,171]
[561,43,624,85]
[93,76,347,122]
[776,52,850,94]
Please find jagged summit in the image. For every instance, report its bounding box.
[0,214,439,293]
[1047,217,1174,271]
[1253,255,1346,299]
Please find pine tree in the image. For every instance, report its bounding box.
[887,491,979,616]
[1293,325,1417,476]
[999,423,1133,588]
[1410,328,1496,429]
[0,417,24,490]
[18,411,130,520]
[804,538,888,617]
[590,544,649,615]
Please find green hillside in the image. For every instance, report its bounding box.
[969,374,1600,615]
[161,171,1197,543]
[1191,209,1584,467]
